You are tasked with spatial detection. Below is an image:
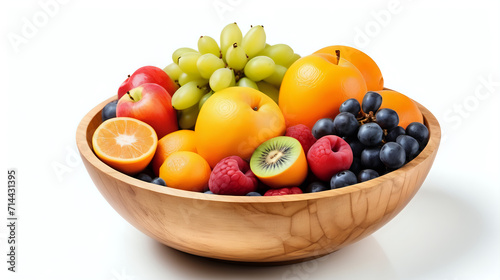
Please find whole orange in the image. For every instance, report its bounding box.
[151,129,197,176]
[279,53,367,129]
[195,87,286,168]
[315,45,384,91]
[159,151,211,192]
[377,89,423,129]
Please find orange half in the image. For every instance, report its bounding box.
[92,117,158,175]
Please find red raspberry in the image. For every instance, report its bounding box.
[264,187,303,196]
[307,135,353,181]
[209,156,258,195]
[285,124,317,154]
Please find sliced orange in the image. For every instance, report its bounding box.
[92,117,158,175]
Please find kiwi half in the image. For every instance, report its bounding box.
[250,136,308,188]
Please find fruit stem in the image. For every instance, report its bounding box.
[335,50,341,65]
[127,91,134,101]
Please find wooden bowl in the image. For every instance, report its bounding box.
[76,95,440,264]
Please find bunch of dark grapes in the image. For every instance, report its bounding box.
[312,91,429,188]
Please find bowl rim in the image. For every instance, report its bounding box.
[76,93,441,204]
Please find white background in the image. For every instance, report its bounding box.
[1,0,499,279]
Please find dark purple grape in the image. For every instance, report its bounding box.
[385,126,405,142]
[312,118,335,139]
[358,169,379,182]
[358,122,383,146]
[396,135,420,161]
[406,122,429,150]
[348,139,365,158]
[375,108,399,130]
[339,98,361,115]
[330,170,358,189]
[361,147,384,170]
[361,91,382,113]
[380,142,406,169]
[305,181,329,193]
[102,100,118,122]
[333,112,359,137]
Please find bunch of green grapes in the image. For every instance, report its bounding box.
[163,22,301,129]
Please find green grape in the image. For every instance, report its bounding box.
[283,53,301,68]
[209,68,235,92]
[198,91,213,110]
[225,43,247,71]
[197,53,225,79]
[171,80,208,110]
[258,44,294,66]
[236,77,258,90]
[163,63,183,83]
[198,35,221,57]
[263,64,288,87]
[172,47,197,64]
[178,52,202,75]
[178,104,199,130]
[241,25,266,58]
[244,56,275,82]
[220,22,242,61]
[178,72,206,86]
[257,81,279,104]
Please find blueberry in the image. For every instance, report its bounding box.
[396,135,420,161]
[358,169,379,182]
[135,172,152,182]
[375,108,399,130]
[102,100,118,122]
[151,177,166,186]
[330,170,358,189]
[406,122,429,150]
[305,181,329,193]
[333,112,359,137]
[361,147,384,170]
[244,191,260,196]
[385,126,405,142]
[380,142,406,169]
[358,122,383,146]
[312,118,335,139]
[204,190,214,194]
[339,98,361,116]
[361,91,382,113]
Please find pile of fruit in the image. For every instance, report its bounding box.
[91,23,429,196]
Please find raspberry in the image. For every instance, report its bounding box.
[209,156,258,195]
[307,135,353,181]
[285,124,317,154]
[264,187,303,196]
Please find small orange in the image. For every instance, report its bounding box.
[159,151,211,192]
[92,117,158,175]
[377,89,423,129]
[315,45,384,91]
[279,53,367,129]
[151,130,197,176]
[195,87,286,168]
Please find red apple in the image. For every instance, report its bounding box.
[118,66,179,99]
[117,83,178,138]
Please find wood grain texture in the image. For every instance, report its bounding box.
[76,95,441,264]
